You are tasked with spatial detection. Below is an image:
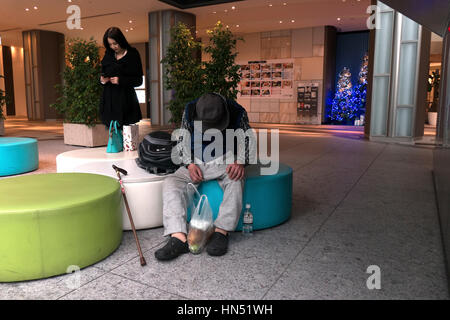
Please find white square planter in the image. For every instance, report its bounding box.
[63,123,109,147]
[427,112,438,127]
[0,120,4,136]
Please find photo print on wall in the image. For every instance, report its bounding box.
[238,59,294,98]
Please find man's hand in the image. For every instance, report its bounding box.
[188,164,203,183]
[226,162,245,181]
[100,76,110,83]
[110,77,119,85]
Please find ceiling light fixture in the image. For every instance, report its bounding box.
[279,20,283,23]
[231,6,235,10]
[33,6,38,10]
[291,19,295,23]
[25,8,30,11]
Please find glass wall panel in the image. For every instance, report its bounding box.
[397,42,418,106]
[371,76,390,136]
[395,107,413,137]
[401,16,419,42]
[374,11,394,75]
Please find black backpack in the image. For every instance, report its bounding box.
[136,131,180,175]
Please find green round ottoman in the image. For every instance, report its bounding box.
[0,173,123,282]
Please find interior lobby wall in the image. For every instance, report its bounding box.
[201,26,326,124]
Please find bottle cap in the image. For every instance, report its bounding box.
[246,204,251,209]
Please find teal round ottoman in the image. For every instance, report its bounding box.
[0,137,39,177]
[0,173,123,282]
[190,163,293,231]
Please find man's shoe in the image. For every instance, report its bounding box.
[206,232,229,256]
[155,237,189,261]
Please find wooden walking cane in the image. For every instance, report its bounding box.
[112,165,146,266]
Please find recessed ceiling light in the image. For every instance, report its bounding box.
[279,20,283,23]
[291,19,295,23]
[213,11,216,14]
[25,8,30,11]
[283,2,287,5]
[130,27,134,31]
[33,6,38,10]
[231,6,236,10]
[236,24,240,27]
[126,29,129,32]
[269,4,273,7]
[224,9,228,12]
[129,20,133,23]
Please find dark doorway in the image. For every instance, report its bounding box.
[2,46,16,116]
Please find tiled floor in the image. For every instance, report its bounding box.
[0,119,448,299]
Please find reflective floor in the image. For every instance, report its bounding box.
[0,118,447,300]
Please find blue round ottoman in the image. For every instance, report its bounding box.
[189,163,293,231]
[0,137,39,177]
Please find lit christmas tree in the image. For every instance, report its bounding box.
[353,53,369,118]
[331,67,357,122]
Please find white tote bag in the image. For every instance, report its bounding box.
[123,124,139,151]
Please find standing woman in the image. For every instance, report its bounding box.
[100,27,143,127]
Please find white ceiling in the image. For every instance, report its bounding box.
[6,0,442,49]
[0,0,374,47]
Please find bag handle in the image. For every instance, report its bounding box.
[187,183,201,200]
[109,121,114,137]
[194,194,208,217]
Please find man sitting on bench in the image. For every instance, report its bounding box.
[155,92,256,261]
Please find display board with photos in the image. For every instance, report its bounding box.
[238,59,294,98]
[297,82,320,119]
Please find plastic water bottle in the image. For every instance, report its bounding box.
[242,204,253,236]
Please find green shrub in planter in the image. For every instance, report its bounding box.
[203,21,243,100]
[161,22,204,125]
[51,38,102,127]
[162,21,243,125]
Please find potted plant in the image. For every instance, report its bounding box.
[203,21,243,100]
[51,37,107,147]
[161,22,204,126]
[161,21,243,125]
[0,75,6,136]
[427,70,440,126]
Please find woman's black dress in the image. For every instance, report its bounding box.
[99,47,143,127]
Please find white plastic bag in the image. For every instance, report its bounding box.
[123,124,139,151]
[186,183,214,254]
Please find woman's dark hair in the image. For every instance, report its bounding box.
[103,27,131,53]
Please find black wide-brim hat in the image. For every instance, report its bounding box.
[193,93,230,132]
